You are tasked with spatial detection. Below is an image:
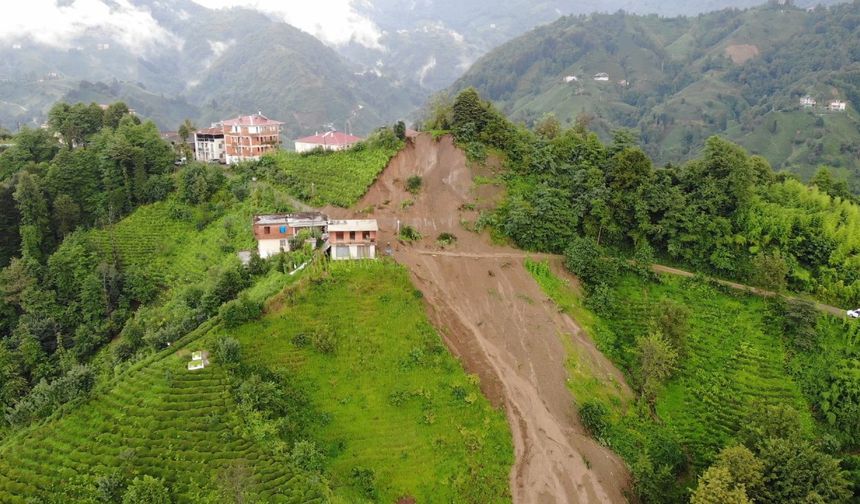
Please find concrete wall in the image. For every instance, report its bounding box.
[331,244,376,261]
[294,142,353,154]
[258,239,286,259]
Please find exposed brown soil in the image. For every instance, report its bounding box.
[331,134,632,503]
[725,44,760,64]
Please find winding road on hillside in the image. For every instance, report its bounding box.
[415,251,848,317]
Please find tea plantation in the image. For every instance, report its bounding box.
[0,350,326,503]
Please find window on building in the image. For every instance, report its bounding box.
[263,226,270,234]
[350,231,356,241]
[336,232,344,241]
[363,231,371,241]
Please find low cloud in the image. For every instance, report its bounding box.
[193,0,384,49]
[0,0,181,54]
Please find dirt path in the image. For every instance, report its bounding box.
[415,252,848,318]
[333,134,633,504]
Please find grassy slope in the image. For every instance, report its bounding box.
[218,261,513,503]
[526,260,817,467]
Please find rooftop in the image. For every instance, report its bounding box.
[222,113,284,127]
[254,213,328,226]
[196,127,224,136]
[295,131,363,146]
[327,219,379,232]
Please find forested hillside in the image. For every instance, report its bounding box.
[450,2,860,190]
[428,87,860,502]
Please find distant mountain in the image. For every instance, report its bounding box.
[0,0,420,138]
[345,0,849,93]
[450,2,860,189]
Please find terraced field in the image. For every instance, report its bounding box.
[266,143,401,207]
[0,349,324,503]
[596,275,814,465]
[85,201,256,287]
[219,260,513,503]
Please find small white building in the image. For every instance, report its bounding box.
[593,72,610,82]
[564,75,578,83]
[829,100,847,112]
[327,220,378,261]
[253,213,328,259]
[194,127,226,163]
[800,95,817,108]
[294,131,363,153]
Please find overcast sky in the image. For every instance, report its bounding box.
[193,0,383,48]
[0,0,382,53]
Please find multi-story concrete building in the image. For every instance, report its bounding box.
[193,127,226,163]
[221,113,283,164]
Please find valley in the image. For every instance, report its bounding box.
[1,0,860,502]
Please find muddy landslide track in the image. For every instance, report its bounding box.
[331,134,632,503]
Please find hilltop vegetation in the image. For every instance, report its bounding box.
[450,2,860,189]
[429,87,860,501]
[433,88,860,307]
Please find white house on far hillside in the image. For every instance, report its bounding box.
[593,72,609,82]
[800,95,817,108]
[829,100,847,112]
[294,131,363,153]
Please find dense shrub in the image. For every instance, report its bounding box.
[219,296,262,328]
[399,225,422,242]
[5,365,95,427]
[311,327,337,355]
[122,475,171,504]
[215,336,242,365]
[564,237,619,287]
[579,401,609,441]
[351,467,378,499]
[406,175,423,194]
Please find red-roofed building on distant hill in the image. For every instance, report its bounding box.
[219,112,283,164]
[294,131,363,153]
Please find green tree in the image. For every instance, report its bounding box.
[634,331,678,404]
[103,102,131,130]
[535,113,562,140]
[758,438,851,503]
[691,466,752,504]
[14,171,51,261]
[393,120,406,141]
[52,194,81,238]
[654,299,690,357]
[750,250,789,292]
[122,475,171,504]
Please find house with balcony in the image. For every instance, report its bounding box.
[193,127,226,163]
[222,113,284,164]
[327,220,378,260]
